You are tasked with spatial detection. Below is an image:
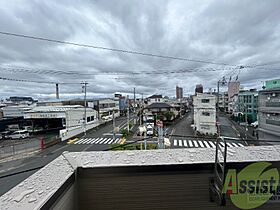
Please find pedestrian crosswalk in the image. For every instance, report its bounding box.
[74,137,122,145]
[173,139,245,148]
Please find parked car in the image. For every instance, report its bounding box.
[0,131,13,139]
[10,130,30,139]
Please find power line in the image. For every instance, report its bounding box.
[0,31,239,67]
[0,76,80,85]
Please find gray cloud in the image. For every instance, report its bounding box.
[0,0,280,100]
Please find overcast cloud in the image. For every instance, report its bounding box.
[0,0,280,100]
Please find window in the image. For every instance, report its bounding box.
[201,99,210,103]
[202,112,210,116]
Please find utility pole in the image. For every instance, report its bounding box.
[113,111,116,142]
[81,81,88,136]
[245,106,248,140]
[133,87,136,113]
[127,95,130,132]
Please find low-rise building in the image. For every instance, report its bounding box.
[92,98,120,120]
[193,93,216,135]
[147,94,163,105]
[235,89,258,123]
[258,79,280,142]
[2,105,34,118]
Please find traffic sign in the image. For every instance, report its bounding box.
[156,120,163,127]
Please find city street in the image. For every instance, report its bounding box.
[0,115,134,196]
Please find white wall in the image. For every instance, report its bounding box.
[193,93,217,134]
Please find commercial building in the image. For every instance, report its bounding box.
[92,98,120,120]
[2,105,34,118]
[258,79,280,142]
[193,93,217,135]
[228,81,240,113]
[176,86,183,100]
[235,89,258,123]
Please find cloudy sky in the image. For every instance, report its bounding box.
[0,0,280,100]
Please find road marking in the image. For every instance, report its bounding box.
[204,141,211,148]
[220,142,225,147]
[174,139,178,146]
[178,140,183,147]
[104,138,112,144]
[231,142,239,147]
[198,140,205,148]
[237,143,245,147]
[183,140,188,147]
[188,140,193,147]
[84,138,92,144]
[95,138,103,143]
[209,141,216,148]
[98,138,106,144]
[79,138,87,144]
[226,142,234,147]
[108,139,114,144]
[193,141,199,147]
[74,139,83,144]
[114,138,120,143]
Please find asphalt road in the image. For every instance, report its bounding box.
[0,115,133,196]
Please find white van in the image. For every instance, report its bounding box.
[146,126,154,136]
[10,130,30,139]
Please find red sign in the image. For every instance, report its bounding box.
[156,120,163,127]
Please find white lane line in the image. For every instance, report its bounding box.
[96,138,104,144]
[174,139,178,146]
[237,143,245,147]
[193,140,199,147]
[208,141,216,148]
[188,140,193,147]
[204,141,211,148]
[183,140,188,147]
[198,140,205,148]
[226,142,234,147]
[114,138,120,143]
[178,140,183,147]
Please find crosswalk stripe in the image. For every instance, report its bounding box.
[74,139,83,144]
[90,138,98,144]
[104,138,112,144]
[237,143,245,147]
[231,143,239,147]
[94,138,101,143]
[84,138,93,144]
[174,139,178,146]
[97,138,105,144]
[183,140,188,147]
[220,142,225,147]
[208,141,216,148]
[108,139,114,144]
[226,142,234,147]
[178,140,183,147]
[188,140,193,147]
[114,138,120,143]
[198,140,205,148]
[204,141,211,148]
[193,141,199,147]
[99,138,108,144]
[80,138,88,144]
